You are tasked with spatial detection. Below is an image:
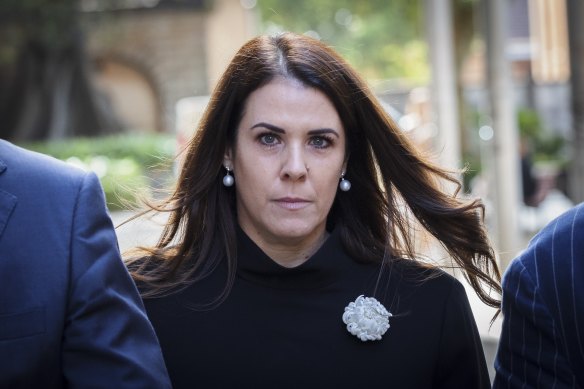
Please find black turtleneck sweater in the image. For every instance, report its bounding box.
[142,228,490,388]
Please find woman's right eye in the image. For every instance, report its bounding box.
[259,133,279,145]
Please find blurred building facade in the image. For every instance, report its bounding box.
[462,0,571,136]
[81,0,257,134]
[460,0,574,260]
[80,0,573,139]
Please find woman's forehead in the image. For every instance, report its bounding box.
[241,79,340,123]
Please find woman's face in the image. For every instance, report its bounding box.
[225,77,347,250]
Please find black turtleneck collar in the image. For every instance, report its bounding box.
[235,226,349,291]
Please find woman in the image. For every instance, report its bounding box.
[127,32,501,388]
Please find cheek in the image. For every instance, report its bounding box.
[318,156,345,183]
[233,153,273,194]
[315,169,342,199]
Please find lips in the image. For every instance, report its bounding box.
[273,197,311,210]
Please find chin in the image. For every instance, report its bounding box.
[269,221,323,241]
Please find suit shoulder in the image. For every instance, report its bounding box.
[535,202,584,242]
[0,140,89,188]
[505,203,584,294]
[517,202,584,266]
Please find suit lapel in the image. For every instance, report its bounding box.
[0,158,17,240]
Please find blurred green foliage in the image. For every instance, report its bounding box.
[20,134,176,210]
[257,0,428,83]
[461,107,567,192]
[518,108,567,164]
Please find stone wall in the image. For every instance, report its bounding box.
[83,9,209,133]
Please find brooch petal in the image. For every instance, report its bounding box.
[342,295,392,341]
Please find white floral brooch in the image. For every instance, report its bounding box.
[342,295,392,341]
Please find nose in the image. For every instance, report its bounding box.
[281,144,307,181]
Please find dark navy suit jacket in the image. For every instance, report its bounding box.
[494,202,584,388]
[0,140,171,388]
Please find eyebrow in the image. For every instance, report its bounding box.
[250,122,340,138]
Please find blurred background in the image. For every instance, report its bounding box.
[1,0,583,374]
[2,0,582,278]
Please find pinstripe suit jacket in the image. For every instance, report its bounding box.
[494,203,584,388]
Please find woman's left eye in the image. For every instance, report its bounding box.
[309,136,331,149]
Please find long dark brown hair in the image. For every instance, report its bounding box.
[126,32,501,309]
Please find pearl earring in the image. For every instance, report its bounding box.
[339,173,351,192]
[223,167,234,187]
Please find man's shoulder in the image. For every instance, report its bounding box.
[507,203,584,284]
[540,202,584,235]
[529,202,584,255]
[0,140,88,188]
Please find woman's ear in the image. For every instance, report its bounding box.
[223,148,233,169]
[342,158,349,174]
[343,148,350,171]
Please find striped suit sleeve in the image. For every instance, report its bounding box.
[493,203,584,389]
